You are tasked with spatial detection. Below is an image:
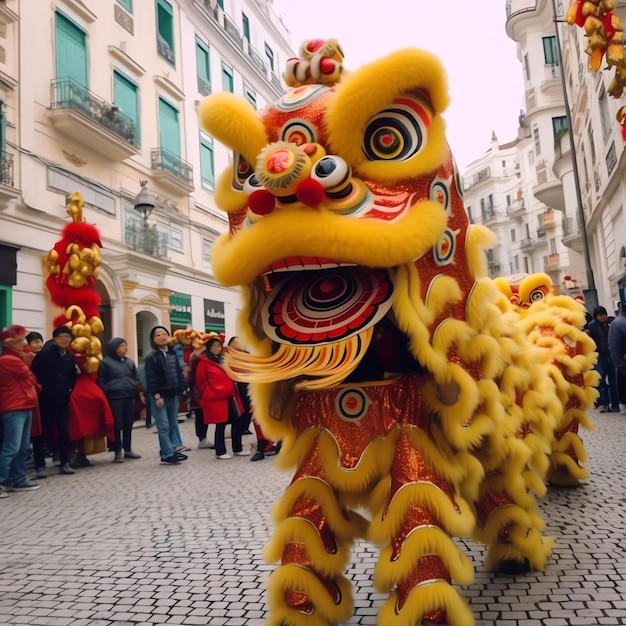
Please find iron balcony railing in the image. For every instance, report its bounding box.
[157,36,175,65]
[150,147,193,187]
[247,43,266,72]
[50,78,139,147]
[0,151,13,186]
[125,220,168,258]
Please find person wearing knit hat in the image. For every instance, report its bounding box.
[0,325,42,496]
[31,326,78,475]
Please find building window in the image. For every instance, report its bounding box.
[242,12,250,42]
[158,97,180,157]
[216,0,224,7]
[523,53,530,81]
[169,226,183,251]
[244,83,257,109]
[116,0,133,13]
[467,205,473,222]
[542,36,559,65]
[196,38,211,96]
[552,116,568,140]
[221,62,233,92]
[506,194,511,207]
[510,228,516,243]
[156,0,175,66]
[533,127,541,156]
[55,11,88,87]
[523,257,530,273]
[200,134,215,190]
[514,255,520,271]
[528,150,534,165]
[202,238,213,263]
[265,43,275,73]
[113,70,140,146]
[598,85,612,142]
[588,125,596,163]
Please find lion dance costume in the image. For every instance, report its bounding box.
[199,42,597,626]
[43,191,114,452]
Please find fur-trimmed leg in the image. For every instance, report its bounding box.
[264,440,363,626]
[370,429,476,626]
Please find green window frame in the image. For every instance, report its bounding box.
[0,285,12,328]
[116,0,133,13]
[113,70,140,146]
[264,43,275,73]
[221,62,233,93]
[55,11,88,87]
[158,97,180,157]
[156,0,175,66]
[242,12,250,42]
[200,134,215,191]
[216,0,224,8]
[542,36,559,66]
[196,38,211,96]
[244,85,257,109]
[552,116,568,139]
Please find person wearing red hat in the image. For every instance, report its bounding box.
[0,325,42,496]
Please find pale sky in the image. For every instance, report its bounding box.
[271,0,525,172]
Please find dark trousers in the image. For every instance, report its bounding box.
[194,409,209,441]
[215,415,246,456]
[109,397,135,452]
[595,355,620,409]
[35,396,71,467]
[617,366,626,405]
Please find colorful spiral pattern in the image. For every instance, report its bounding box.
[262,267,394,345]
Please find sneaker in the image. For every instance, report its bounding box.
[217,453,232,460]
[599,405,608,413]
[608,407,621,413]
[234,450,251,456]
[197,439,214,449]
[0,485,9,498]
[10,480,41,492]
[34,467,47,480]
[113,451,125,463]
[175,446,191,453]
[250,451,264,462]
[124,451,142,459]
[174,452,188,461]
[59,464,76,475]
[161,455,181,465]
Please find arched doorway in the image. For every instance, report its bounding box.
[136,310,159,365]
[95,280,112,349]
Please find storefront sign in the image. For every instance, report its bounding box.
[204,298,225,333]
[169,292,192,326]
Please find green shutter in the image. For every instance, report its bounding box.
[117,0,133,13]
[200,137,214,190]
[114,70,140,146]
[0,286,12,328]
[55,12,88,86]
[216,0,224,8]
[196,41,211,85]
[156,0,175,64]
[158,98,180,156]
[221,65,233,93]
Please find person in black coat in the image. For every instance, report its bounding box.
[585,306,619,412]
[143,326,188,465]
[97,338,141,462]
[31,326,78,475]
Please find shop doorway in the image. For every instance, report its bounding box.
[136,310,159,365]
[95,280,112,349]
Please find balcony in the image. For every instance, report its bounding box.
[540,63,561,93]
[0,151,19,209]
[488,262,501,276]
[481,207,497,224]
[157,36,175,65]
[125,221,169,259]
[48,78,139,161]
[219,11,243,48]
[542,210,557,228]
[521,237,535,249]
[561,216,584,253]
[505,0,537,38]
[197,78,211,97]
[150,147,194,195]
[544,252,561,272]
[246,42,266,73]
[533,161,565,211]
[506,199,525,218]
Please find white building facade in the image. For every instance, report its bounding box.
[505,0,626,312]
[0,0,294,361]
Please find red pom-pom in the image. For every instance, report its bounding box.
[248,189,275,215]
[296,178,325,208]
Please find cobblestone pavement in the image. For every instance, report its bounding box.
[1,409,625,626]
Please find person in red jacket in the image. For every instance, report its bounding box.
[0,325,41,497]
[194,336,246,459]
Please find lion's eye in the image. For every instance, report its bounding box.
[310,156,351,190]
[363,95,432,161]
[529,289,545,302]
[243,174,264,196]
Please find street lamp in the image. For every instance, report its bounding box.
[551,0,599,311]
[133,180,156,223]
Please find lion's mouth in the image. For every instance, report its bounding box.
[257,265,394,347]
